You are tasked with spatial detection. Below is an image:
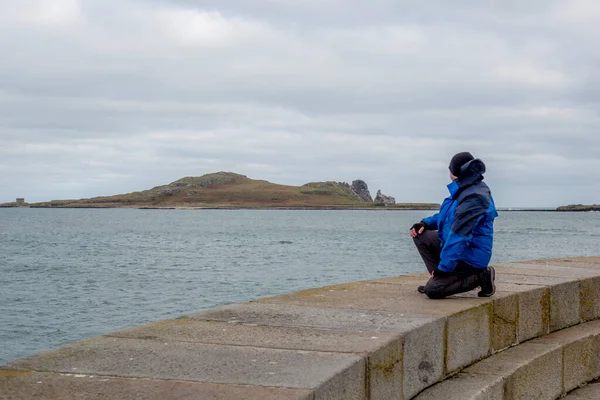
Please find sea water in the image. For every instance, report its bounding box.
[1,208,599,364]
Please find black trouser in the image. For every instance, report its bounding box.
[413,230,481,299]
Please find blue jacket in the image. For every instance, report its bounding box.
[422,159,498,272]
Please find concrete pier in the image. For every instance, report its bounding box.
[2,257,600,399]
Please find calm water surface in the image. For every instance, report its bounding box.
[1,209,599,364]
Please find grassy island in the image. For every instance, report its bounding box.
[8,172,438,210]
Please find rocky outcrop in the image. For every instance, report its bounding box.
[351,180,372,202]
[374,190,396,206]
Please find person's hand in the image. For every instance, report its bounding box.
[410,222,426,238]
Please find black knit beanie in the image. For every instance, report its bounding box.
[449,152,475,177]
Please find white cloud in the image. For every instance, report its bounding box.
[0,0,84,28]
[154,9,267,47]
[493,61,569,87]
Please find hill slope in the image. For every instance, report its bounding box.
[26,172,438,209]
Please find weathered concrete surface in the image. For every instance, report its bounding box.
[187,302,440,333]
[500,263,600,278]
[498,344,563,400]
[561,336,598,393]
[489,293,518,351]
[0,370,313,400]
[187,303,444,400]
[495,272,574,286]
[412,372,505,400]
[417,341,563,400]
[364,337,403,400]
[519,257,600,269]
[454,283,546,351]
[516,286,551,342]
[5,257,600,400]
[112,309,420,399]
[565,380,600,399]
[401,318,445,400]
[416,320,600,400]
[252,281,496,392]
[445,304,491,374]
[257,281,491,316]
[7,337,366,399]
[495,263,600,329]
[580,276,600,322]
[549,281,581,330]
[110,318,399,354]
[531,319,600,393]
[494,263,597,328]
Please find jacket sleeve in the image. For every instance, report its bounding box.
[422,213,439,230]
[437,193,490,272]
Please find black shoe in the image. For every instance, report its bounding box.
[478,267,496,297]
[417,285,426,294]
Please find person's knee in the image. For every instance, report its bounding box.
[424,286,445,299]
[425,290,445,299]
[412,234,427,248]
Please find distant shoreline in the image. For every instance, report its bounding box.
[21,205,440,211]
[1,172,596,212]
[2,205,594,212]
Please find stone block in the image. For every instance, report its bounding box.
[517,286,550,342]
[446,304,492,374]
[500,263,600,279]
[491,293,518,352]
[564,381,600,399]
[549,281,581,331]
[579,276,600,322]
[413,372,504,400]
[402,317,446,400]
[518,257,600,270]
[465,341,563,400]
[451,291,518,352]
[364,339,402,400]
[187,303,446,400]
[503,347,563,400]
[187,303,440,335]
[459,283,550,346]
[314,357,366,400]
[8,337,366,398]
[110,318,398,354]
[497,273,572,286]
[532,320,600,393]
[113,317,401,400]
[563,336,596,392]
[255,281,492,317]
[0,370,313,400]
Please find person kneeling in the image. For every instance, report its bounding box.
[410,152,498,299]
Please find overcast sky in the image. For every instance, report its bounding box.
[1,0,599,207]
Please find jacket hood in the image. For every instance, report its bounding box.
[457,159,486,188]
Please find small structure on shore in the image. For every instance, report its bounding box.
[16,198,25,206]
